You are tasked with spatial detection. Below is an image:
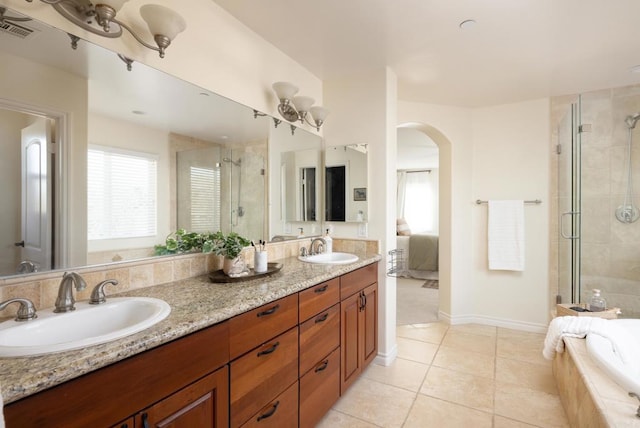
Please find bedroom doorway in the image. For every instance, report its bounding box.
[396,125,440,325]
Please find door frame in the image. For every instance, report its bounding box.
[0,97,69,270]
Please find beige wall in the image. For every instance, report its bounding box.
[471,99,551,328]
[399,99,552,331]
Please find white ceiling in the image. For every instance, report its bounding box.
[213,0,640,107]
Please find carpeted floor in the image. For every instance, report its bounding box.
[396,276,439,325]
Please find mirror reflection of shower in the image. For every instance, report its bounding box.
[616,112,640,223]
[223,157,244,224]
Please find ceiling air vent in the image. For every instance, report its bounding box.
[0,21,35,39]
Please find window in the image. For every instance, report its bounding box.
[189,165,221,232]
[88,146,157,240]
[398,170,437,233]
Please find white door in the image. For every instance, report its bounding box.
[20,119,52,271]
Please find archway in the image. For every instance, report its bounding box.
[396,122,452,320]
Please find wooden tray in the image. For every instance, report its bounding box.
[556,303,620,319]
[208,262,283,283]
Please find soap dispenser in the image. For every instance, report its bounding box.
[324,228,333,253]
[588,289,607,312]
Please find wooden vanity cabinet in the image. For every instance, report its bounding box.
[4,321,230,428]
[340,264,378,394]
[5,262,380,428]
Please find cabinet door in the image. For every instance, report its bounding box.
[136,366,229,428]
[362,283,378,368]
[340,292,361,393]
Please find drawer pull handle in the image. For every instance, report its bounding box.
[141,413,149,428]
[257,304,280,317]
[257,341,280,357]
[315,312,329,324]
[314,359,329,373]
[257,400,280,421]
[314,284,328,293]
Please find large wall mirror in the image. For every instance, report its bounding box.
[0,7,319,278]
[325,144,368,223]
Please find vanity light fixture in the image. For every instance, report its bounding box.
[24,0,186,58]
[272,81,329,131]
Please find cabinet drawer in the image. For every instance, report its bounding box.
[229,294,298,360]
[300,348,340,428]
[299,303,340,375]
[340,263,378,300]
[299,278,339,321]
[230,327,299,428]
[240,381,298,428]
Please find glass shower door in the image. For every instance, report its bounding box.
[557,99,581,304]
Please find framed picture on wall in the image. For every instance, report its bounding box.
[354,187,367,201]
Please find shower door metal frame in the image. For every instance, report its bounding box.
[558,99,582,304]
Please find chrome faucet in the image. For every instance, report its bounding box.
[16,260,38,274]
[54,272,87,313]
[89,279,119,305]
[309,237,327,255]
[0,298,37,321]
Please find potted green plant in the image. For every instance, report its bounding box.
[208,231,251,275]
[154,230,251,275]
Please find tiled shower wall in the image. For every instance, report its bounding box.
[550,84,640,317]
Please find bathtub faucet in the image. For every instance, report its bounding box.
[628,392,640,418]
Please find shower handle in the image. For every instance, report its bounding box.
[560,211,580,240]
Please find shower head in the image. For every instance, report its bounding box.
[626,112,640,129]
[222,157,241,166]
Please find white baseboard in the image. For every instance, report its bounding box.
[374,343,398,367]
[438,311,547,333]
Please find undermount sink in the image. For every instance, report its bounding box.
[298,252,359,265]
[0,297,171,357]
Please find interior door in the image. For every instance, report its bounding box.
[21,118,52,271]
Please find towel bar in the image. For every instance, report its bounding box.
[475,199,542,205]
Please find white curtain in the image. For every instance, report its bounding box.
[397,170,437,234]
[397,171,407,218]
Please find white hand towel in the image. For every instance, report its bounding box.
[488,200,525,271]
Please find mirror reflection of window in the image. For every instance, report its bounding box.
[189,166,221,233]
[325,165,346,221]
[87,146,158,240]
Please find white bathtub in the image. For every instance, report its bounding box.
[586,319,640,395]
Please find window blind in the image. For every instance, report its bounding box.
[189,166,220,233]
[87,146,157,240]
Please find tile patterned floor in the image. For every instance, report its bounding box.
[318,323,569,428]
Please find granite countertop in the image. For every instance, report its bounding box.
[0,252,381,404]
